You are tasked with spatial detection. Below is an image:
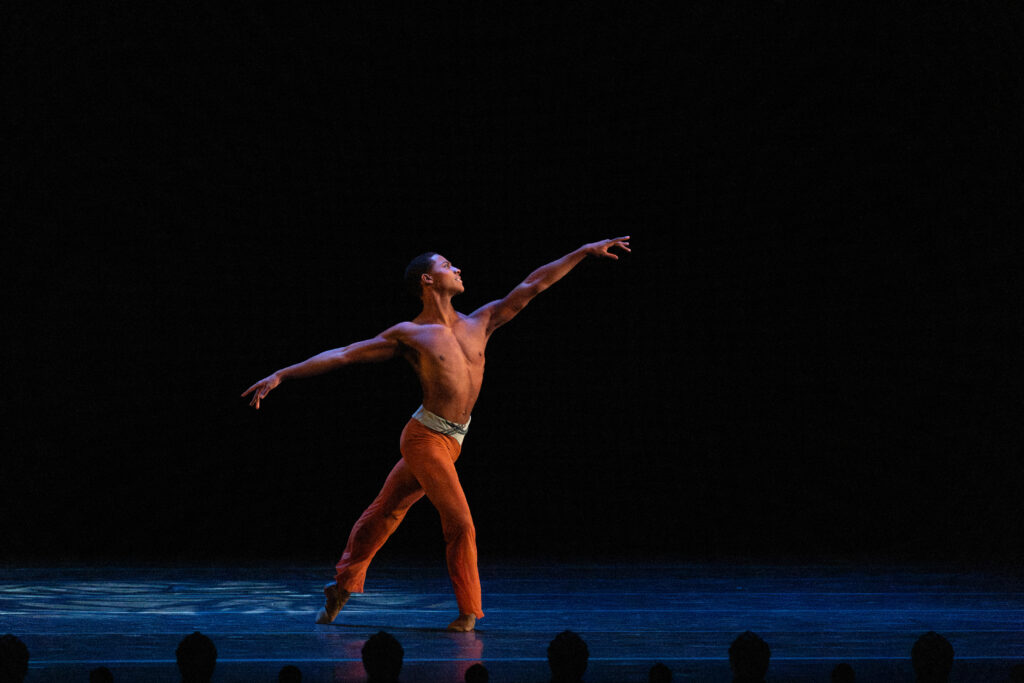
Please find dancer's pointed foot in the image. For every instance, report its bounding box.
[315,582,351,625]
[446,614,476,632]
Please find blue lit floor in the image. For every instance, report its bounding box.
[1,561,1022,681]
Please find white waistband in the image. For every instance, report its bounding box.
[412,405,471,445]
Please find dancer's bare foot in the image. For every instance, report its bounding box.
[446,614,476,632]
[315,582,351,624]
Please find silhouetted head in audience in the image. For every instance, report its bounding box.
[911,631,953,683]
[279,664,302,682]
[465,662,489,683]
[1009,663,1024,682]
[90,666,114,683]
[728,631,771,683]
[649,661,672,682]
[0,634,29,683]
[547,630,589,682]
[175,631,217,683]
[362,631,404,683]
[831,662,855,682]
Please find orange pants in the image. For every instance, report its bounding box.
[333,418,484,618]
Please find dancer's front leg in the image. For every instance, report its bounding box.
[400,439,484,629]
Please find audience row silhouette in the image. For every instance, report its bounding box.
[2,629,1024,681]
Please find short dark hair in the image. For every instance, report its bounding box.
[404,252,438,299]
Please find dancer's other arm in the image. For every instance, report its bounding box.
[474,236,630,334]
[241,324,409,409]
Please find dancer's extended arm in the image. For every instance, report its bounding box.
[473,236,630,334]
[242,324,409,409]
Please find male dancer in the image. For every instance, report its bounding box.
[242,236,630,631]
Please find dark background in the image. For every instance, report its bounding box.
[4,5,1022,566]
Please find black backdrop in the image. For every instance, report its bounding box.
[5,4,1022,565]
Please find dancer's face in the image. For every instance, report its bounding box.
[427,254,464,295]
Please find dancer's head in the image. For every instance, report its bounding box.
[405,252,463,300]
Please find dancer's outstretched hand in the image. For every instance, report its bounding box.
[241,373,280,409]
[584,236,631,259]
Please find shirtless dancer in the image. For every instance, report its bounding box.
[242,237,630,631]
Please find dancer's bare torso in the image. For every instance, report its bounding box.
[390,313,488,424]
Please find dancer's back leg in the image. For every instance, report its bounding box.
[317,458,425,624]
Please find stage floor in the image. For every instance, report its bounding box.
[1,561,1022,681]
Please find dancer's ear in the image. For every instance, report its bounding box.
[422,273,434,288]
